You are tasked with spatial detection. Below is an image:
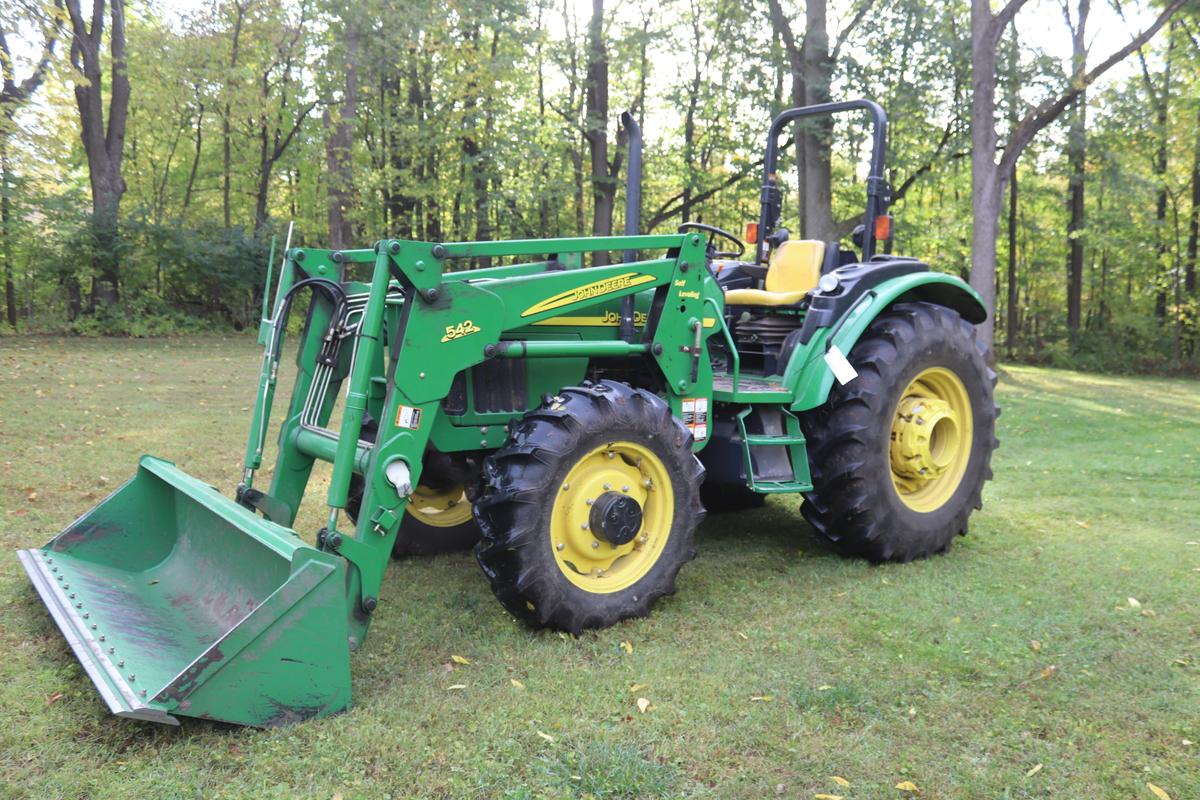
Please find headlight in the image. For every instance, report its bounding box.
[818,273,840,293]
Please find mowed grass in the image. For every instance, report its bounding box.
[0,336,1197,799]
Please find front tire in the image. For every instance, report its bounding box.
[800,302,998,562]
[474,381,705,633]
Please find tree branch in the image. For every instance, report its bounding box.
[994,0,1034,40]
[998,0,1185,178]
[831,0,879,63]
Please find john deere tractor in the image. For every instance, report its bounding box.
[17,100,996,727]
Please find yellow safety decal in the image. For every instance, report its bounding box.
[440,319,481,342]
[520,272,656,317]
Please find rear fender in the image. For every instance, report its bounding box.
[784,272,986,412]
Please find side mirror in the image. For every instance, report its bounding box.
[851,224,865,249]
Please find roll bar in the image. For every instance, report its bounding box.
[754,99,890,264]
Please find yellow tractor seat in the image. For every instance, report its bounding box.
[724,240,826,307]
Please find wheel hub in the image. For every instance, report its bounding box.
[890,395,959,482]
[590,491,643,545]
[550,442,674,593]
[888,367,975,513]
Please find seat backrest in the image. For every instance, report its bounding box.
[765,240,825,294]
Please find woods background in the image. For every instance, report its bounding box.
[0,0,1196,373]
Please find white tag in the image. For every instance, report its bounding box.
[824,345,859,385]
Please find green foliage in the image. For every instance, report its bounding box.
[0,0,1196,372]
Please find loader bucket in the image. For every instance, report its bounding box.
[17,456,352,727]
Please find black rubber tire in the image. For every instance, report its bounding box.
[799,301,998,562]
[699,482,766,513]
[474,380,705,633]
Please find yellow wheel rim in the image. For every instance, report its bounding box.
[550,442,674,594]
[407,483,474,528]
[889,367,974,513]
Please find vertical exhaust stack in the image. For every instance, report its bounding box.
[619,110,642,343]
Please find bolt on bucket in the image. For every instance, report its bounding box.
[16,456,351,727]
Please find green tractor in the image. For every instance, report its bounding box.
[17,99,997,727]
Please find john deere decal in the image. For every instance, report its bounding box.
[521,272,656,317]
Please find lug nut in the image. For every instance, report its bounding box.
[622,485,630,492]
[603,483,612,490]
[592,540,600,549]
[556,543,564,551]
[586,498,594,506]
[581,523,589,531]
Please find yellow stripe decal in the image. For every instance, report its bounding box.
[520,272,657,318]
[532,314,716,328]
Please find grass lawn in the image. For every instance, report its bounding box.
[0,335,1197,799]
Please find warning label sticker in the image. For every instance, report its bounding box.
[395,404,423,430]
[681,397,709,442]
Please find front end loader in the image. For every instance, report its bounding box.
[17,99,996,727]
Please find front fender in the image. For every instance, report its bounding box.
[784,272,986,412]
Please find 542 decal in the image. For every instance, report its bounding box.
[440,319,481,343]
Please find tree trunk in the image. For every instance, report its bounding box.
[585,0,615,265]
[66,0,131,308]
[1,122,15,328]
[182,98,203,212]
[801,0,834,242]
[969,0,1001,349]
[1064,0,1089,334]
[1187,101,1199,296]
[1151,23,1174,320]
[1006,162,1018,358]
[325,23,358,249]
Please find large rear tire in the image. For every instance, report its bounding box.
[800,302,998,562]
[474,381,705,633]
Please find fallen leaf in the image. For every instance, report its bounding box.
[1141,609,1157,618]
[1181,739,1193,746]
[1074,519,1090,529]
[620,640,633,654]
[445,684,466,690]
[1029,640,1042,653]
[1147,783,1171,800]
[830,775,851,787]
[1128,597,1142,609]
[46,692,64,705]
[895,780,919,792]
[629,683,648,692]
[750,695,773,702]
[814,795,844,800]
[736,631,748,640]
[817,685,832,691]
[1026,763,1043,777]
[1040,665,1058,679]
[510,679,525,690]
[27,490,37,501]
[536,730,555,743]
[450,654,470,665]
[636,697,651,714]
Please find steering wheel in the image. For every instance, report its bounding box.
[678,222,745,259]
